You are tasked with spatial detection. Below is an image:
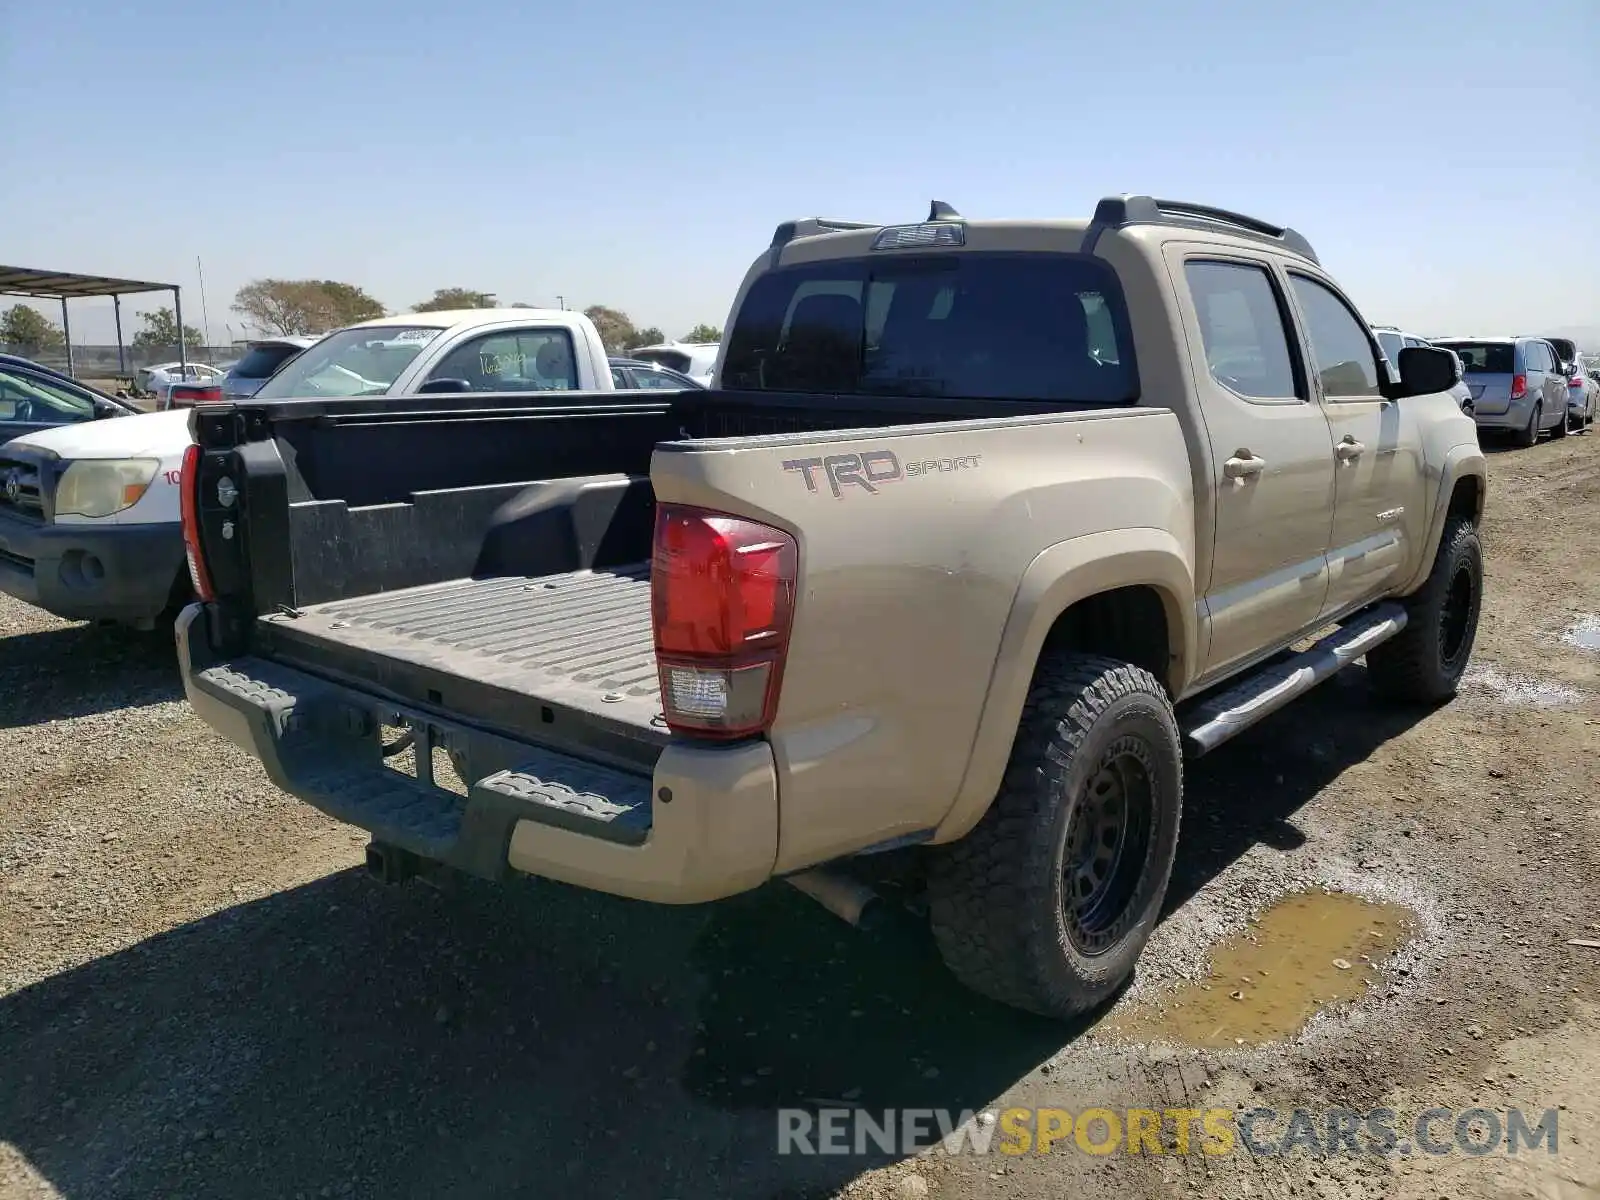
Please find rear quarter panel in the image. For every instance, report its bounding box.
[650,408,1194,873]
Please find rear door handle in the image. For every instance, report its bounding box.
[1223,450,1266,479]
[1336,436,1365,461]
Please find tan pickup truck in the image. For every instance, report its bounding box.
[177,194,1486,1018]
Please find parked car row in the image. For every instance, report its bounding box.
[0,307,711,631]
[1429,333,1597,447]
[1372,326,1475,414]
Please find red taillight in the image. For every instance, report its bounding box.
[651,504,797,739]
[171,384,222,408]
[1510,374,1527,400]
[1571,377,1584,389]
[179,442,216,602]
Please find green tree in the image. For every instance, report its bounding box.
[131,307,205,350]
[583,305,636,352]
[413,288,497,312]
[232,279,385,335]
[314,280,385,326]
[581,306,667,352]
[683,324,722,344]
[0,305,65,352]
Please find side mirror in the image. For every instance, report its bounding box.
[417,377,471,394]
[1393,346,1460,398]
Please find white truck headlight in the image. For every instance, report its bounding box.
[55,459,160,519]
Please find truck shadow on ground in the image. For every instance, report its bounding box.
[0,668,1434,1200]
[0,622,180,729]
[1163,663,1427,915]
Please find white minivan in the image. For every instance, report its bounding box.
[0,308,618,628]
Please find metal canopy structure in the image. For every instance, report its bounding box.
[0,264,186,378]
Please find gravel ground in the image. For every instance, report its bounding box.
[2,435,1599,1200]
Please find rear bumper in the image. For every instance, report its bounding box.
[175,604,779,903]
[0,513,184,623]
[1471,392,1538,431]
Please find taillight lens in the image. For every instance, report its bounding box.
[1510,374,1527,400]
[172,384,222,408]
[1571,377,1584,388]
[651,504,797,739]
[179,442,216,601]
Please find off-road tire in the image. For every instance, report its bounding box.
[1367,517,1483,704]
[1517,402,1541,448]
[927,653,1182,1019]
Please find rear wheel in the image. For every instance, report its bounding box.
[1368,517,1483,703]
[927,653,1182,1019]
[1517,401,1542,448]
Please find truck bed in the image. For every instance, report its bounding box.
[259,564,666,766]
[188,388,1097,771]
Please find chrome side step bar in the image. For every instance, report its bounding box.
[1182,603,1408,756]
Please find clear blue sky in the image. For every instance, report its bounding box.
[3,0,1596,346]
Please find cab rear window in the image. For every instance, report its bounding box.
[721,252,1138,404]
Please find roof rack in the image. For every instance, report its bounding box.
[1083,195,1319,264]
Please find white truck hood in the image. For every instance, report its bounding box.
[7,409,192,460]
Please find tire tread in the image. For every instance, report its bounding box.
[1367,516,1482,703]
[928,653,1180,1017]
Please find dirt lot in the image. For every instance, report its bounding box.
[1,434,1598,1200]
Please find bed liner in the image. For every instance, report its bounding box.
[258,564,666,761]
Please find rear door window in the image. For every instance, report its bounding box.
[721,252,1138,404]
[632,368,689,390]
[1183,260,1301,401]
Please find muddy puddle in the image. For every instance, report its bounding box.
[1560,616,1600,651]
[1103,891,1417,1050]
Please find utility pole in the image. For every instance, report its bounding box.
[196,256,214,359]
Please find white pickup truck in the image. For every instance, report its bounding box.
[0,308,620,629]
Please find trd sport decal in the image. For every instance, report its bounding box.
[782,449,982,498]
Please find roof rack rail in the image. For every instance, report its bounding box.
[1083,194,1319,264]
